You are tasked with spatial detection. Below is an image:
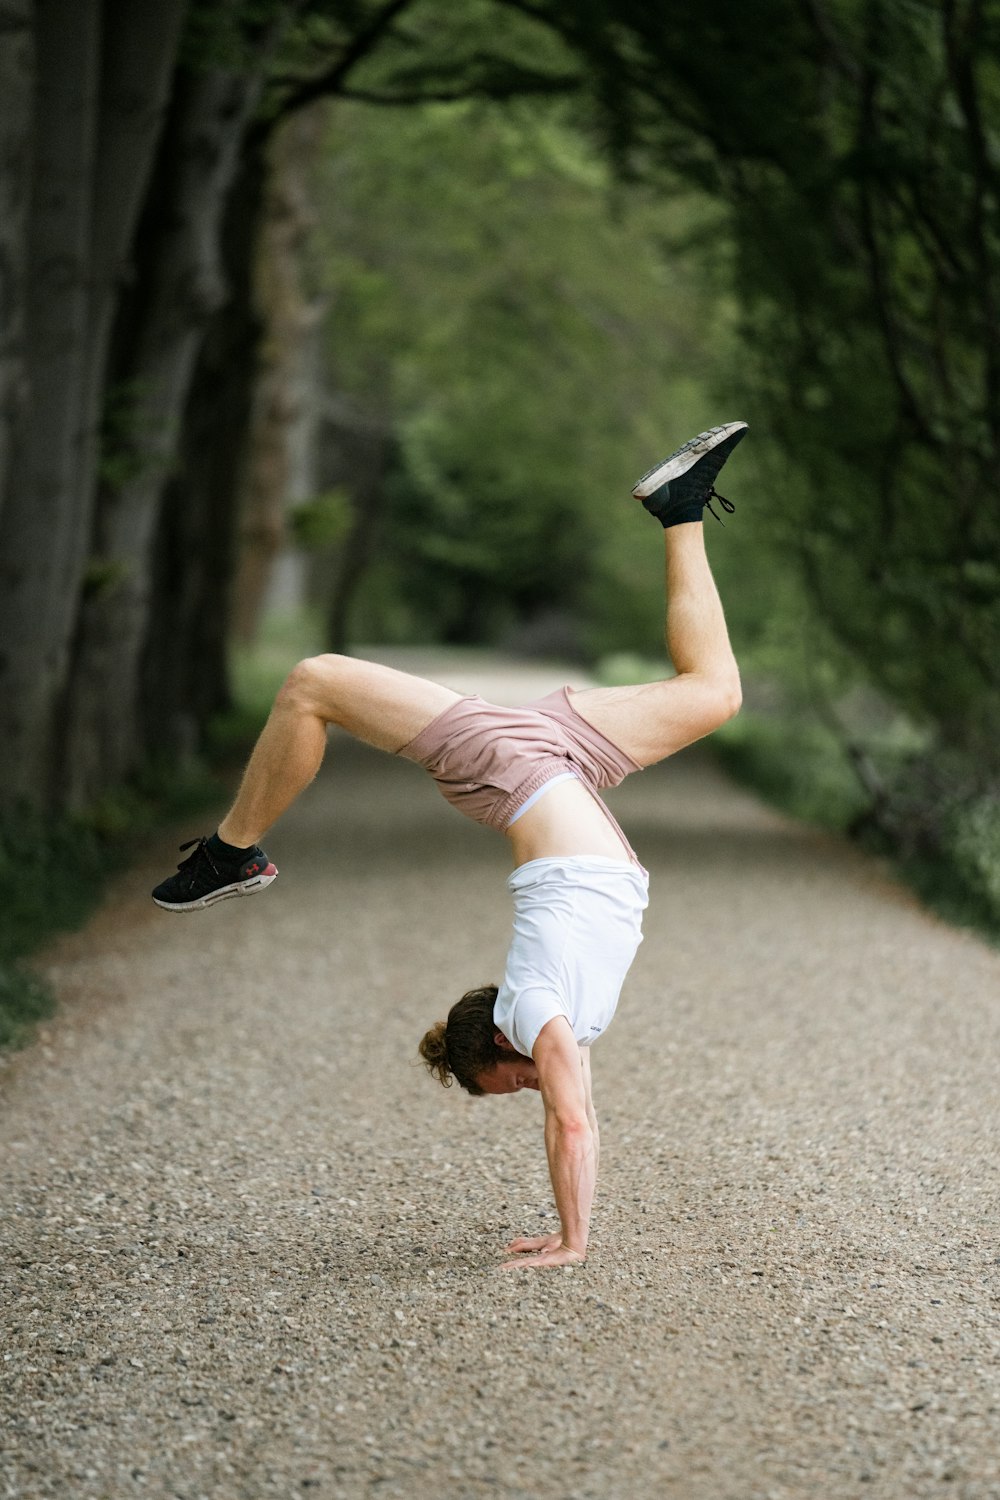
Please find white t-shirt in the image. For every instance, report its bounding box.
[493,856,649,1059]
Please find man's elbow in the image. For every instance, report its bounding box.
[550,1113,594,1151]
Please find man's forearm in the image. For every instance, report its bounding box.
[587,1104,600,1184]
[543,1114,596,1257]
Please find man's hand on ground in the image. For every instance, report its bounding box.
[504,1232,563,1255]
[501,1240,585,1271]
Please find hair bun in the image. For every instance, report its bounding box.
[418,1020,452,1087]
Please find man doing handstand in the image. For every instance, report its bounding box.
[152,423,748,1271]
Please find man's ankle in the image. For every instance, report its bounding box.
[210,829,258,859]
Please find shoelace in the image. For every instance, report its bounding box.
[705,487,735,525]
[175,836,222,884]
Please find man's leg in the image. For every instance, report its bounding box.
[569,520,742,767]
[152,658,458,909]
[218,657,460,848]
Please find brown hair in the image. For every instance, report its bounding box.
[418,983,505,1096]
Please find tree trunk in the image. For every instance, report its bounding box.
[141,104,329,757]
[0,0,185,812]
[60,51,278,809]
[231,105,328,646]
[325,417,393,653]
[80,0,189,541]
[141,143,268,761]
[0,0,101,808]
[0,0,35,530]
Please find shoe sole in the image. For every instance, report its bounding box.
[153,865,278,913]
[632,422,748,498]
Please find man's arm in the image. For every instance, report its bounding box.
[501,1016,595,1270]
[580,1044,599,1182]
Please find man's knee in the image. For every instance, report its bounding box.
[714,671,742,726]
[692,670,741,734]
[277,653,348,714]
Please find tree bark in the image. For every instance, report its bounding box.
[324,413,393,653]
[60,39,285,809]
[0,0,185,811]
[0,0,34,531]
[81,0,189,526]
[0,0,101,808]
[231,105,328,646]
[141,142,267,762]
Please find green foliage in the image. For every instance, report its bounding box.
[0,964,55,1051]
[310,96,741,654]
[713,713,871,834]
[0,808,109,1052]
[210,606,324,760]
[483,0,1000,912]
[553,0,1000,763]
[717,711,1000,942]
[181,0,294,73]
[0,768,223,961]
[0,808,111,965]
[0,760,227,1051]
[946,795,1000,926]
[303,0,577,105]
[594,653,667,688]
[289,489,352,549]
[898,847,1000,946]
[79,758,223,842]
[260,0,580,135]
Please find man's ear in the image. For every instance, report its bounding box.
[494,1030,516,1051]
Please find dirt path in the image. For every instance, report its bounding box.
[2,658,999,1500]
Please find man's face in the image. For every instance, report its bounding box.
[475,1056,541,1095]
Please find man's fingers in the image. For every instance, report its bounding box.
[500,1247,585,1271]
[505,1235,548,1253]
[504,1233,561,1254]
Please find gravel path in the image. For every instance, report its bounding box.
[2,658,999,1500]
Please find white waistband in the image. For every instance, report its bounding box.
[504,770,579,826]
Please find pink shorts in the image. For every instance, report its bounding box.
[397,686,642,856]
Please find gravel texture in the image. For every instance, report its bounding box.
[2,658,999,1500]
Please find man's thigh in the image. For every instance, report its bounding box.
[568,678,728,768]
[305,656,461,753]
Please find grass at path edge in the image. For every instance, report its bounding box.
[599,654,1000,947]
[713,714,1000,949]
[0,762,234,1051]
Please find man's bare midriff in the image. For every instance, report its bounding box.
[506,776,632,867]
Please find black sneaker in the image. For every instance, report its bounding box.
[632,422,748,527]
[152,837,277,912]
